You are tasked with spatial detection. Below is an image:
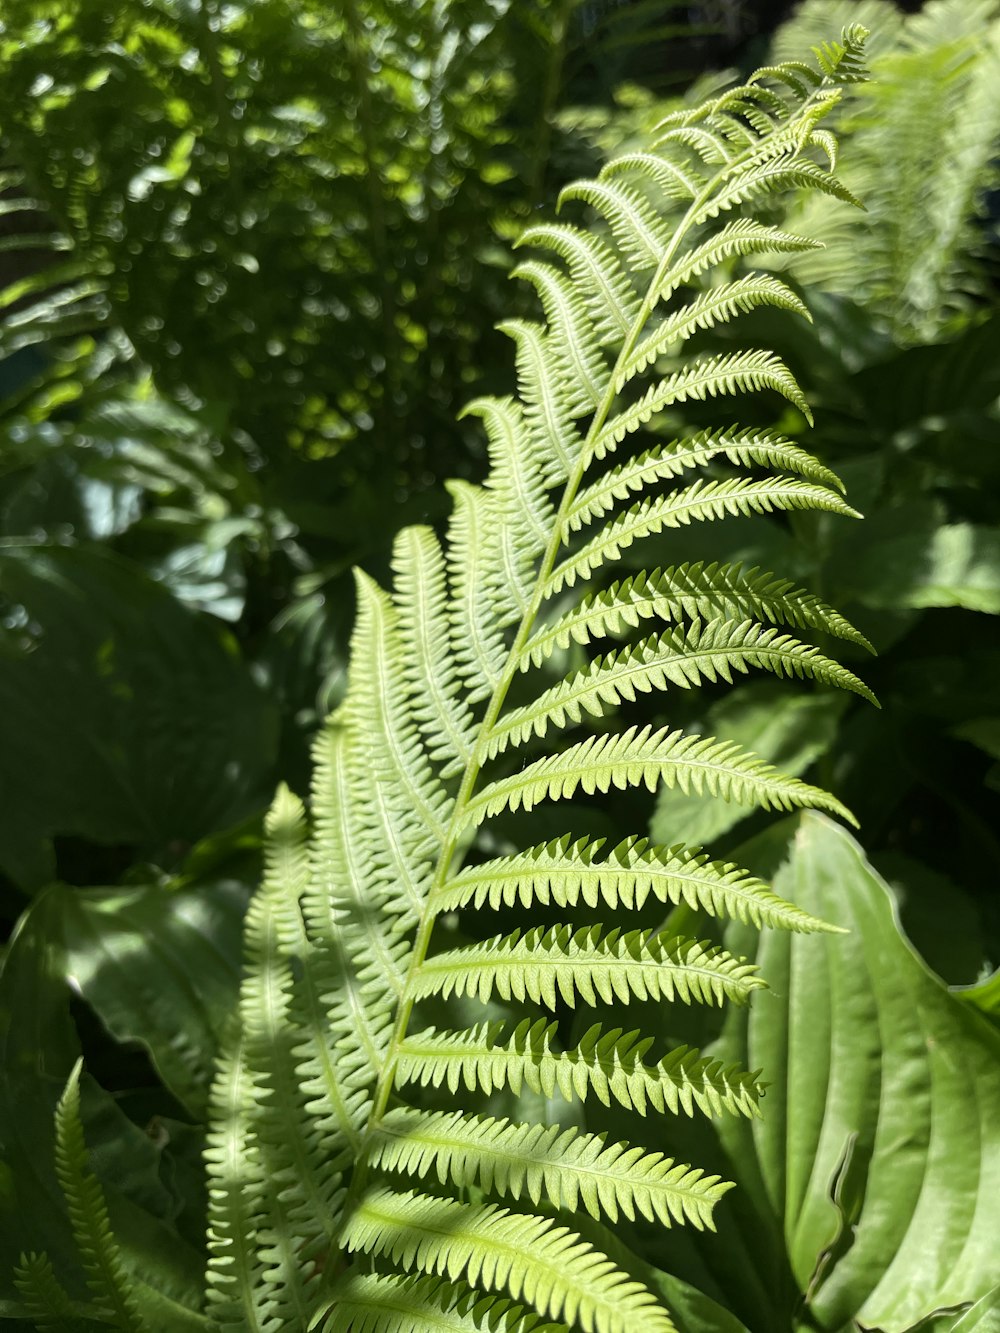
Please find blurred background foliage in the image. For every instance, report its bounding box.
[1,0,999,1323]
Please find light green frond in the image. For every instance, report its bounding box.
[392,527,477,777]
[370,1109,731,1230]
[397,1020,765,1119]
[342,1187,676,1333]
[696,153,863,224]
[514,224,640,346]
[350,573,452,855]
[567,430,843,534]
[13,1253,92,1331]
[433,834,839,933]
[489,619,874,756]
[549,478,857,594]
[599,149,705,202]
[238,793,346,1317]
[53,1062,145,1333]
[587,350,812,467]
[205,1036,274,1333]
[557,178,674,271]
[462,397,553,553]
[307,719,406,1078]
[185,27,874,1332]
[445,480,509,704]
[465,724,854,827]
[656,218,822,301]
[511,261,610,415]
[316,1272,563,1333]
[498,321,579,482]
[412,924,763,1010]
[617,275,810,386]
[521,564,872,668]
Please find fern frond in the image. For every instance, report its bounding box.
[433,834,839,934]
[511,261,611,415]
[370,1108,730,1229]
[392,527,477,777]
[548,478,857,593]
[521,562,873,666]
[557,178,674,271]
[54,1062,145,1332]
[13,1253,92,1331]
[617,274,810,384]
[655,218,823,300]
[205,1035,274,1332]
[342,1187,677,1333]
[397,1020,765,1119]
[193,28,873,1331]
[316,1272,563,1333]
[466,724,855,826]
[514,224,640,346]
[413,925,762,1010]
[489,619,874,756]
[588,352,813,467]
[568,435,845,533]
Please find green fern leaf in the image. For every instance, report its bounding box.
[433,834,840,933]
[316,1272,564,1333]
[13,1253,95,1331]
[190,27,874,1331]
[465,723,855,826]
[488,619,874,757]
[547,477,858,593]
[521,562,873,666]
[397,1019,765,1119]
[514,224,640,346]
[342,1187,678,1333]
[413,924,763,1010]
[370,1108,730,1229]
[53,1062,145,1332]
[566,428,844,534]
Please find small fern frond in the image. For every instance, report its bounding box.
[53,1062,145,1332]
[488,620,874,757]
[514,224,639,346]
[205,1035,272,1332]
[397,1020,765,1120]
[566,429,844,532]
[557,179,674,272]
[466,724,853,827]
[617,274,810,384]
[316,1272,562,1333]
[341,1187,677,1333]
[433,834,839,934]
[589,350,814,464]
[370,1109,730,1230]
[547,478,858,593]
[521,563,873,666]
[412,925,763,1010]
[13,1253,91,1331]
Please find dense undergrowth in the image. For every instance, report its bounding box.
[0,2,998,1331]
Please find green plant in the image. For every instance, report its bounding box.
[11,25,877,1330]
[772,0,1000,342]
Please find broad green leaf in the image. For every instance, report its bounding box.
[846,522,1000,615]
[0,543,278,889]
[0,890,208,1323]
[646,814,1000,1332]
[57,879,247,1117]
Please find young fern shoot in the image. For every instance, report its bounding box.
[24,25,874,1333]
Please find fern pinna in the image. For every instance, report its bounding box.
[24,26,873,1333]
